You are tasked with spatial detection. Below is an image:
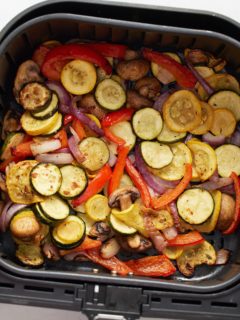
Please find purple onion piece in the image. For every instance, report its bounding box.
[59,103,70,114]
[68,135,85,163]
[219,184,235,195]
[4,204,27,231]
[226,130,240,146]
[215,249,230,265]
[184,133,193,143]
[185,58,214,96]
[195,177,233,191]
[202,132,226,148]
[70,103,104,136]
[46,81,71,105]
[169,201,181,230]
[153,88,176,113]
[0,201,12,232]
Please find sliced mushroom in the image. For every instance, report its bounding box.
[216,193,235,231]
[89,221,113,241]
[126,89,152,109]
[13,60,43,101]
[135,77,161,100]
[116,59,150,81]
[0,173,7,192]
[100,237,120,259]
[124,49,140,61]
[78,94,107,120]
[116,234,152,252]
[1,110,22,140]
[108,186,140,211]
[43,241,60,261]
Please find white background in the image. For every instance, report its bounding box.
[0,0,239,319]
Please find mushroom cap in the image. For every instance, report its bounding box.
[108,186,140,209]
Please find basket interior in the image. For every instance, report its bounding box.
[0,13,240,293]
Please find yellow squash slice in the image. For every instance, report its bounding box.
[61,59,97,95]
[190,102,214,135]
[85,194,110,221]
[210,108,236,137]
[163,90,202,133]
[6,160,44,204]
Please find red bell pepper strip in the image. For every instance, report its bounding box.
[11,140,33,158]
[125,255,176,277]
[167,231,204,247]
[63,114,74,126]
[0,156,22,172]
[125,158,151,208]
[152,163,192,209]
[103,127,125,146]
[108,145,130,195]
[54,129,68,148]
[59,237,102,256]
[142,48,197,89]
[101,108,135,127]
[72,118,86,140]
[85,43,127,59]
[223,172,240,235]
[71,164,112,207]
[85,247,132,276]
[41,44,112,80]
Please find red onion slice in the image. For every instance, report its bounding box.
[169,201,181,231]
[30,139,61,156]
[153,88,176,113]
[56,147,70,153]
[46,80,71,105]
[227,130,240,146]
[4,204,27,232]
[68,136,85,163]
[108,151,117,167]
[143,214,167,252]
[36,153,74,165]
[195,177,233,191]
[162,226,178,240]
[202,132,226,148]
[0,201,12,232]
[215,249,230,265]
[69,126,80,143]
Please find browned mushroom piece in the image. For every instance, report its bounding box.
[79,94,107,120]
[116,233,152,252]
[10,210,41,240]
[185,48,210,65]
[13,60,43,101]
[1,110,22,140]
[116,59,150,81]
[42,241,60,261]
[89,221,113,241]
[124,49,140,61]
[216,193,236,231]
[135,77,161,100]
[108,186,140,211]
[126,89,152,109]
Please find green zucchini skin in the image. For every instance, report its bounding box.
[39,195,70,222]
[109,213,136,235]
[31,93,59,120]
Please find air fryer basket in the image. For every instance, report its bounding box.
[0,4,240,295]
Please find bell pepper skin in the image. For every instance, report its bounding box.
[143,48,197,89]
[101,108,135,127]
[41,44,112,80]
[72,118,86,140]
[85,247,132,276]
[54,129,68,148]
[0,156,22,172]
[167,231,204,247]
[223,172,240,235]
[125,158,151,208]
[63,114,74,126]
[108,145,130,195]
[11,141,33,158]
[59,237,102,256]
[152,163,192,209]
[103,127,126,146]
[71,164,112,207]
[125,255,176,277]
[85,43,127,59]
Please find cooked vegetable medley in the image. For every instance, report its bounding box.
[0,41,238,278]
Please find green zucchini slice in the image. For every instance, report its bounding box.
[177,188,214,225]
[52,215,86,249]
[109,213,137,235]
[215,144,240,177]
[34,203,54,225]
[58,165,87,199]
[78,137,110,171]
[41,112,63,136]
[30,162,62,196]
[109,121,136,150]
[95,78,126,110]
[208,90,240,121]
[140,141,173,169]
[16,244,44,267]
[39,195,70,221]
[132,108,163,140]
[157,122,186,143]
[31,93,58,120]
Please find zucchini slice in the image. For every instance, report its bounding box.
[177,188,214,225]
[95,78,126,110]
[215,144,240,177]
[140,141,173,169]
[52,215,86,249]
[150,142,192,181]
[132,108,163,140]
[190,102,214,135]
[85,194,110,221]
[157,122,186,143]
[16,244,44,267]
[19,82,52,112]
[30,162,62,196]
[78,137,109,171]
[210,108,236,137]
[41,112,63,136]
[1,132,25,160]
[34,203,54,225]
[31,93,58,120]
[194,66,214,79]
[77,213,95,235]
[58,165,87,199]
[109,121,136,150]
[208,90,240,121]
[20,111,59,136]
[61,59,97,95]
[39,195,70,221]
[186,140,217,181]
[163,90,202,133]
[109,213,137,235]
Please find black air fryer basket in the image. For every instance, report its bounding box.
[1,1,240,319]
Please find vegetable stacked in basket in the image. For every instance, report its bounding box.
[0,41,238,276]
